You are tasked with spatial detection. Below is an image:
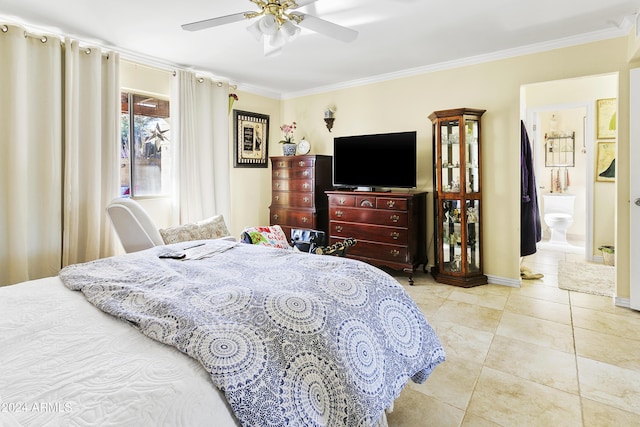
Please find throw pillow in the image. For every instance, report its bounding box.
[240,225,291,249]
[159,215,230,244]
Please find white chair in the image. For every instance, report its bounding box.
[106,198,164,253]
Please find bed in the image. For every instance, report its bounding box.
[0,239,445,426]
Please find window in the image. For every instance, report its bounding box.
[120,92,171,197]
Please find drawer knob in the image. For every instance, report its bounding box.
[302,171,309,177]
[303,183,310,189]
[275,182,280,188]
[390,232,400,240]
[302,217,309,223]
[298,161,306,167]
[360,199,373,207]
[390,214,400,223]
[390,250,400,257]
[273,214,279,221]
[275,171,280,177]
[303,197,310,203]
[339,197,346,205]
[335,210,343,218]
[387,200,396,208]
[278,162,285,167]
[336,225,343,233]
[274,195,280,201]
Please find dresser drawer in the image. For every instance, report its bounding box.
[272,179,314,192]
[328,194,355,207]
[292,158,316,169]
[272,159,293,169]
[273,168,313,179]
[271,208,316,227]
[270,208,316,227]
[329,221,408,245]
[376,197,408,211]
[329,207,408,227]
[346,240,410,264]
[272,192,315,208]
[355,195,376,209]
[292,168,314,179]
[273,169,292,179]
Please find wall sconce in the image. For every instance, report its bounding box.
[324,108,335,132]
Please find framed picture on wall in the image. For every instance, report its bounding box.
[596,98,617,139]
[233,110,269,168]
[596,141,615,182]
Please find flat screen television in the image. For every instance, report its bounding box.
[333,131,417,191]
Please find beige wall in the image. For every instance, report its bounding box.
[274,37,635,296]
[123,36,637,299]
[228,92,281,236]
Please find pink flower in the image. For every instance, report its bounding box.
[280,121,297,143]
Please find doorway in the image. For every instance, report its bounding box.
[520,73,618,292]
[527,105,591,259]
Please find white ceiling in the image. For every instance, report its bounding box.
[2,0,640,98]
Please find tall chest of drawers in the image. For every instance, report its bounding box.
[326,190,427,284]
[269,155,333,238]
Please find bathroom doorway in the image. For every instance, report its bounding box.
[522,73,617,263]
[528,106,590,258]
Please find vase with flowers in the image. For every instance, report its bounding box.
[279,121,297,156]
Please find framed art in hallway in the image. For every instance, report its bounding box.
[596,98,617,139]
[596,141,615,182]
[233,110,269,168]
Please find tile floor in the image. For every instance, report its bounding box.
[385,246,640,427]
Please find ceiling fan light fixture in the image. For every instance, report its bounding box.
[269,31,287,48]
[281,20,301,40]
[247,20,264,41]
[258,13,278,36]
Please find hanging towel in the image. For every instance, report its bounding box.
[521,121,542,256]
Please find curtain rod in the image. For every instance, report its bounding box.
[0,21,240,90]
[2,24,109,58]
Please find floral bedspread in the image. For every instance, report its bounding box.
[60,240,445,427]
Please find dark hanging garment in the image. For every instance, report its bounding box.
[521,121,542,256]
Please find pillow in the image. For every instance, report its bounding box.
[159,215,230,244]
[240,225,291,250]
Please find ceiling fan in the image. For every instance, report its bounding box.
[181,0,358,55]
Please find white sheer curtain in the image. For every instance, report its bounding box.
[62,39,120,266]
[0,25,63,286]
[171,71,230,224]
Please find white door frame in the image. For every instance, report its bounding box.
[630,68,640,310]
[525,103,595,261]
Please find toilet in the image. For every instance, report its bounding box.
[542,193,576,245]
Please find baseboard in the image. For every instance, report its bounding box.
[486,274,521,288]
[615,297,630,308]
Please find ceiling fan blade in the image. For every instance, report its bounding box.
[293,13,358,42]
[182,12,250,32]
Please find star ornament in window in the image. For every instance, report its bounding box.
[146,123,170,148]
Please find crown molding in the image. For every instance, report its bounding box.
[281,26,631,100]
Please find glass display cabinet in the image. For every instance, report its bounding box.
[429,108,487,287]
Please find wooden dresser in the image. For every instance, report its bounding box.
[269,155,333,239]
[326,190,427,284]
